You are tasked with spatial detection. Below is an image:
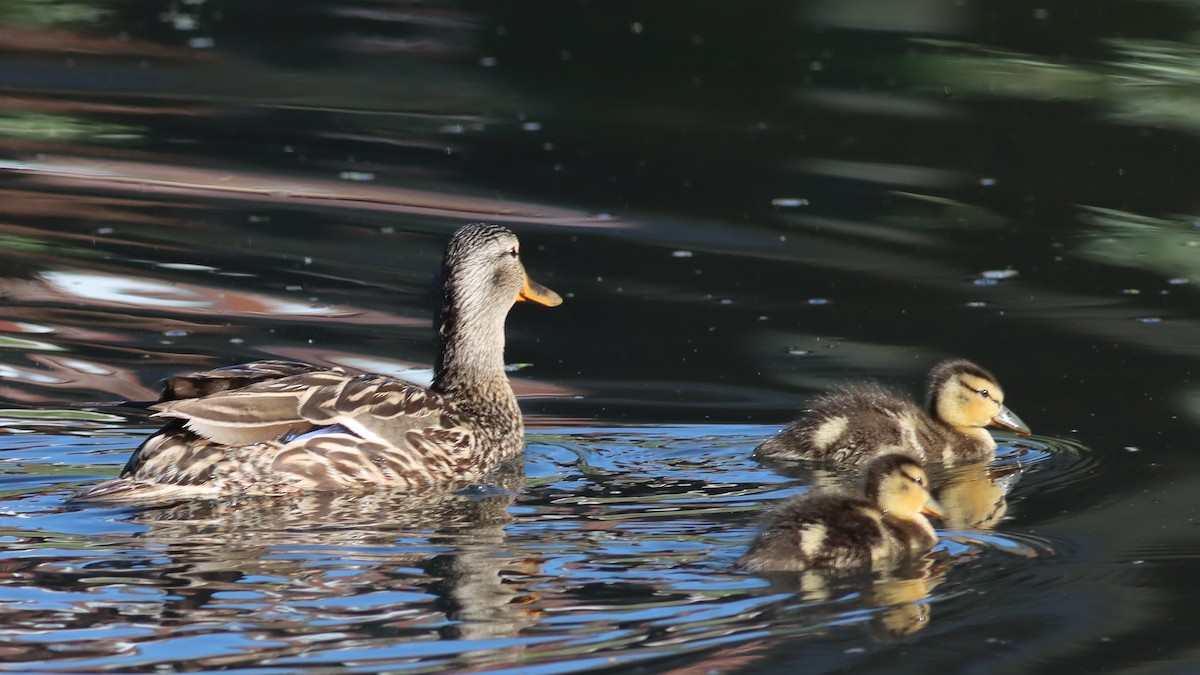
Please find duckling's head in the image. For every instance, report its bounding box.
[865,454,946,522]
[926,359,1030,437]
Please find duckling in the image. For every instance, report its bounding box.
[736,454,946,573]
[754,359,1030,467]
[72,223,562,503]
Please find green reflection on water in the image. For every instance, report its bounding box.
[0,112,141,144]
[0,408,125,422]
[1075,205,1200,280]
[0,0,112,27]
[0,336,64,352]
[899,40,1107,101]
[899,33,1200,138]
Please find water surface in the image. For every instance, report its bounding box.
[2,0,1200,672]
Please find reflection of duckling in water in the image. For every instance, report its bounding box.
[759,459,1014,533]
[869,559,943,639]
[747,556,944,644]
[932,461,1014,530]
[754,359,1030,467]
[736,454,945,573]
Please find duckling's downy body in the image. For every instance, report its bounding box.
[73,223,562,503]
[737,454,945,573]
[754,359,1029,467]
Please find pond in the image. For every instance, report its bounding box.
[2,0,1200,672]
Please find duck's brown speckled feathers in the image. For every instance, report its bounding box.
[73,223,561,503]
[737,454,942,573]
[754,359,1029,468]
[158,360,322,401]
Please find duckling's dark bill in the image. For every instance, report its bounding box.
[518,276,563,307]
[921,495,948,520]
[990,405,1031,437]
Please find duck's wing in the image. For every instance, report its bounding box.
[293,374,464,451]
[101,373,474,498]
[268,429,472,491]
[151,370,462,451]
[159,360,334,401]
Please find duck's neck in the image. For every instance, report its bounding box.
[430,296,523,442]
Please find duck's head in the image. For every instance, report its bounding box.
[926,359,1030,437]
[438,223,561,322]
[866,454,946,522]
[433,224,561,383]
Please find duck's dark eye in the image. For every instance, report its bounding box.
[508,247,519,258]
[978,388,990,399]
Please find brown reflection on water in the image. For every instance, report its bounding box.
[0,355,157,403]
[0,189,199,229]
[6,156,627,228]
[0,270,374,320]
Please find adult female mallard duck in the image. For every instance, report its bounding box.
[73,223,562,503]
[754,359,1030,468]
[736,453,945,572]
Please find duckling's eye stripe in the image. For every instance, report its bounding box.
[964,383,992,400]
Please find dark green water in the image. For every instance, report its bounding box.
[1,1,1199,672]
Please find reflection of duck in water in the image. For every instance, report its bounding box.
[737,454,945,573]
[754,359,1030,467]
[73,223,562,502]
[106,470,540,667]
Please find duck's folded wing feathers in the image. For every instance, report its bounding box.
[150,370,351,445]
[296,374,459,450]
[149,371,460,451]
[159,360,338,401]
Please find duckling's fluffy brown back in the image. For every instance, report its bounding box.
[736,487,936,573]
[737,490,881,571]
[753,382,993,467]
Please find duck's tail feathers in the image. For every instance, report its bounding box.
[68,478,212,505]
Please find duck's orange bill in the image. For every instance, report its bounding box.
[518,276,563,307]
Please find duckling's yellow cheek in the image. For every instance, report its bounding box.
[965,397,995,425]
[977,399,1003,424]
